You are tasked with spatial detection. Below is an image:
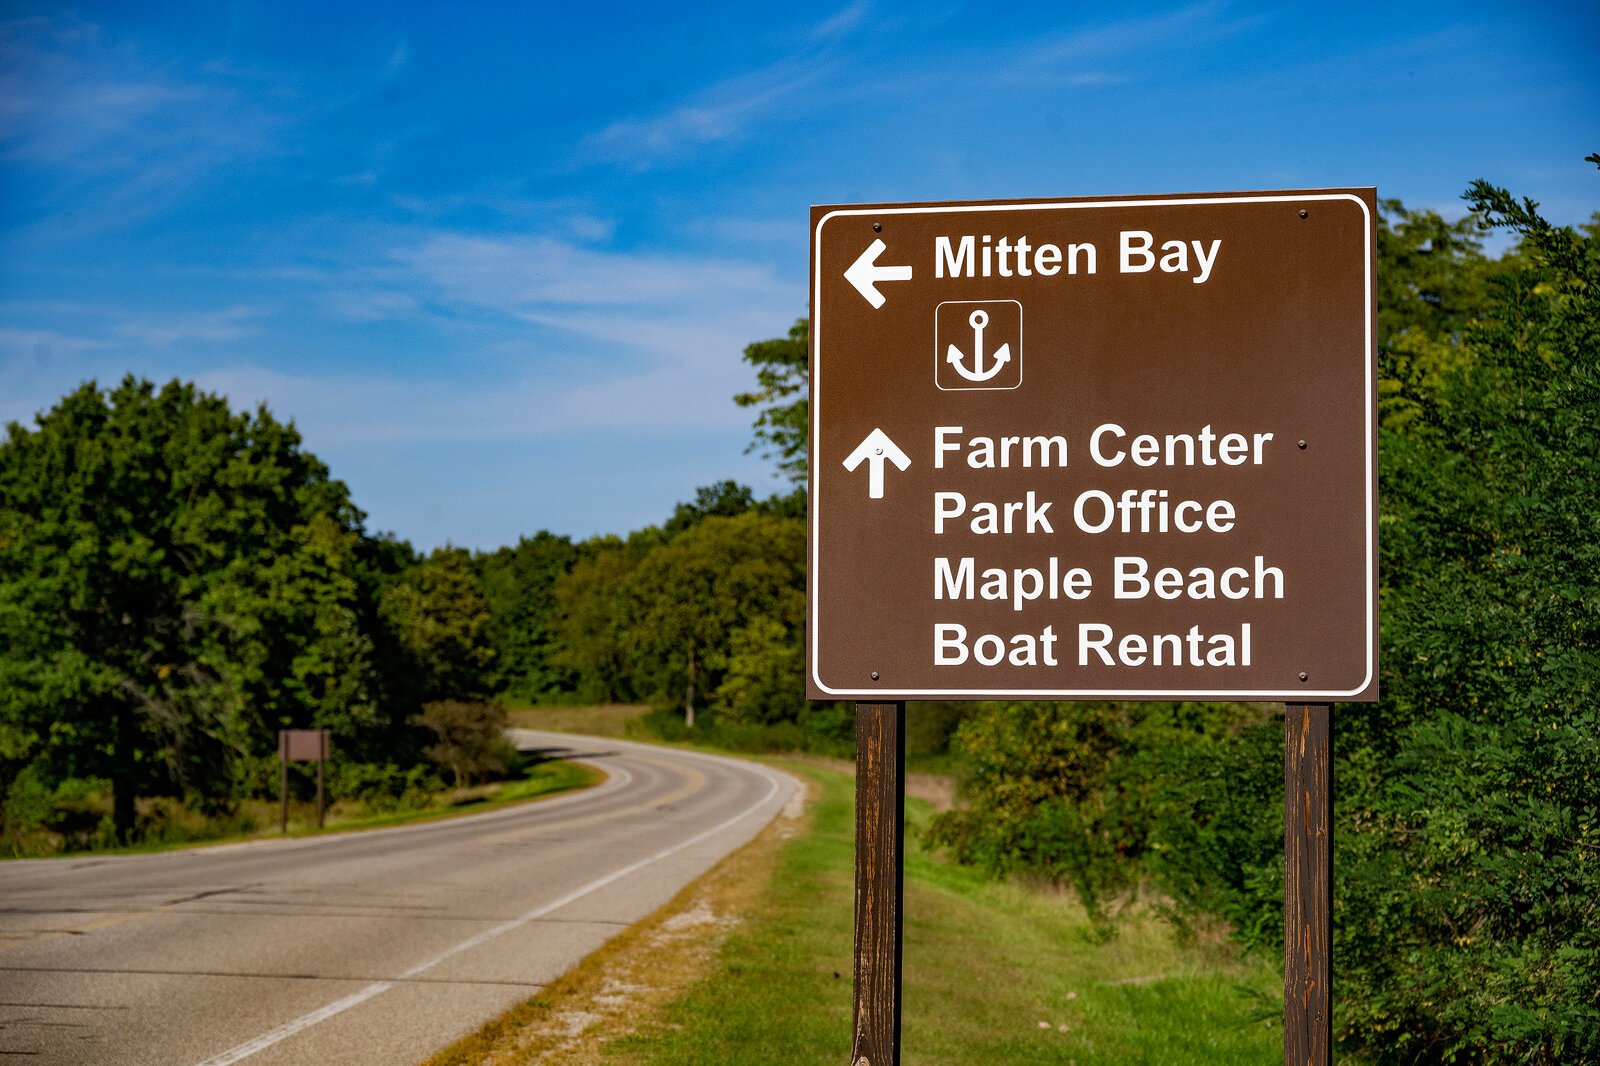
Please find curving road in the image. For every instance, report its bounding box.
[0,732,798,1065]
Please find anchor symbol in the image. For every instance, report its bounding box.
[945,308,1012,383]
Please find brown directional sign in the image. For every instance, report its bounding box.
[808,190,1378,702]
[281,729,330,761]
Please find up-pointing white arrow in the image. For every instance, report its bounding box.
[842,428,911,499]
[843,239,914,309]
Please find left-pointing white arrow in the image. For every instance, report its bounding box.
[843,239,914,309]
[842,428,912,499]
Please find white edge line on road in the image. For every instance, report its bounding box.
[192,756,790,1066]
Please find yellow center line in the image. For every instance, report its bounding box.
[472,757,707,846]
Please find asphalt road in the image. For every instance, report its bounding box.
[0,732,798,1065]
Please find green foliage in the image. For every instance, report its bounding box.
[1375,198,1516,431]
[0,377,379,839]
[713,615,804,726]
[547,535,651,704]
[413,700,517,788]
[620,511,804,725]
[1332,186,1600,1063]
[927,700,1279,932]
[381,547,498,705]
[734,318,809,484]
[475,532,578,702]
[0,762,53,855]
[327,759,443,811]
[664,480,755,535]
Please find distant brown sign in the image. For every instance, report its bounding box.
[280,729,330,762]
[808,190,1377,702]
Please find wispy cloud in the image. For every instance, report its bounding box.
[0,16,292,239]
[392,232,789,317]
[0,305,259,426]
[112,305,261,348]
[572,59,824,170]
[571,2,879,170]
[808,0,873,43]
[996,2,1266,87]
[205,227,804,451]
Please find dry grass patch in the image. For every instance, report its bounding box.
[775,752,956,811]
[418,772,813,1066]
[506,704,649,739]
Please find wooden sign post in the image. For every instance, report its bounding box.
[1285,704,1333,1063]
[852,702,906,1066]
[278,728,331,833]
[810,191,1374,1066]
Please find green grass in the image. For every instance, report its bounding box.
[7,758,600,860]
[610,764,1283,1065]
[294,758,600,835]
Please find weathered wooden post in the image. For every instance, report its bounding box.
[316,728,328,830]
[279,729,290,834]
[1285,703,1333,1064]
[852,702,905,1066]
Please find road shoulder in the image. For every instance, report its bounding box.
[418,762,814,1066]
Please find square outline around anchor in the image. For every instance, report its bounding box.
[934,300,1023,391]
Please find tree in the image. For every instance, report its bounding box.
[713,614,805,727]
[663,480,754,535]
[476,532,578,701]
[1332,185,1600,1062]
[1375,198,1518,430]
[547,534,654,705]
[414,700,516,788]
[380,547,497,706]
[0,378,374,839]
[621,512,804,726]
[734,318,809,484]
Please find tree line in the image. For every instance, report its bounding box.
[0,362,823,851]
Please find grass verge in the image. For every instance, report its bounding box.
[421,762,1283,1065]
[7,758,601,860]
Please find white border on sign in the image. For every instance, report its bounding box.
[809,193,1376,700]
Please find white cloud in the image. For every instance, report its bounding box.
[0,16,292,240]
[111,305,261,347]
[393,232,789,315]
[573,60,821,170]
[807,0,873,43]
[192,228,799,452]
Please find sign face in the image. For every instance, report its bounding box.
[808,190,1377,702]
[280,729,330,762]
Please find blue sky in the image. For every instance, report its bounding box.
[2,2,1595,550]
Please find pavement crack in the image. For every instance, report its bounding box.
[0,1004,128,1011]
[164,885,253,906]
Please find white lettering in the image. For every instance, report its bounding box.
[934,623,968,665]
[1121,230,1155,273]
[936,235,974,278]
[934,624,1059,667]
[1078,622,1254,666]
[934,556,973,599]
